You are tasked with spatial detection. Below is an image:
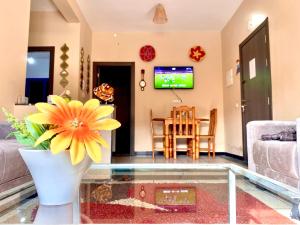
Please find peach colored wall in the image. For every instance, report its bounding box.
[29,11,80,99]
[222,0,300,156]
[77,17,92,102]
[92,32,225,152]
[68,0,93,102]
[28,2,92,102]
[0,0,31,120]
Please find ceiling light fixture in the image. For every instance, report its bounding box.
[248,14,267,31]
[153,3,168,24]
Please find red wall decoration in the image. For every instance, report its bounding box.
[139,45,156,62]
[189,46,206,62]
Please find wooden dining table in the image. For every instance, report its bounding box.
[163,117,209,159]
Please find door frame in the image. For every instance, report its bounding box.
[239,18,273,161]
[27,46,55,95]
[92,62,135,156]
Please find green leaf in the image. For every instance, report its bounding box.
[25,120,49,149]
[25,120,42,138]
[2,108,48,150]
[14,133,35,146]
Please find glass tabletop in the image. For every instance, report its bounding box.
[1,163,300,224]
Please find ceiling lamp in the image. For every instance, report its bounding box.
[153,3,168,24]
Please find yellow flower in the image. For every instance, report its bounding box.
[27,95,120,165]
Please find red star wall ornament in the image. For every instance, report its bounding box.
[189,46,206,62]
[139,45,156,62]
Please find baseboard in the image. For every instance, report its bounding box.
[133,151,246,162]
[134,151,155,156]
[222,152,245,161]
[112,153,135,157]
[134,151,210,156]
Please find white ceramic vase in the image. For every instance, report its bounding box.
[18,148,91,205]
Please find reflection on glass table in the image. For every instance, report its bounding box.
[0,163,300,224]
[34,204,73,224]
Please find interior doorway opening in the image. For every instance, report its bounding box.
[93,62,135,156]
[26,47,54,104]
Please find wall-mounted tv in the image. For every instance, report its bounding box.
[154,66,194,89]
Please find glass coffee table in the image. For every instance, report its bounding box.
[1,163,300,224]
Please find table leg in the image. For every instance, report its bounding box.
[195,122,200,159]
[291,203,300,220]
[187,139,192,157]
[169,134,173,158]
[73,190,80,223]
[164,122,169,159]
[228,169,237,224]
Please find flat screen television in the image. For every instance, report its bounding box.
[154,66,194,89]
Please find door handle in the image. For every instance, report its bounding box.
[241,104,247,112]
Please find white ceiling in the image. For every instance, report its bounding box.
[31,0,57,12]
[30,0,244,32]
[76,0,244,32]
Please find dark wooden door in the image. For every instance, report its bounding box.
[93,63,135,156]
[240,18,272,161]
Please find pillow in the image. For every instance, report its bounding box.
[261,128,296,141]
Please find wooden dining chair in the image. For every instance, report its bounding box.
[150,109,165,159]
[172,106,196,160]
[198,108,217,158]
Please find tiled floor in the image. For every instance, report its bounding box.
[112,155,246,167]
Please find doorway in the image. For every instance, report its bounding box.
[239,18,272,161]
[26,47,54,104]
[93,62,135,156]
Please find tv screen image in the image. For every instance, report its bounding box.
[154,66,194,89]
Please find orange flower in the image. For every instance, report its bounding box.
[27,96,120,165]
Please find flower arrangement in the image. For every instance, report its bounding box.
[2,95,120,165]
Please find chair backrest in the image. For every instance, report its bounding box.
[208,108,217,136]
[150,109,164,136]
[172,106,195,136]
